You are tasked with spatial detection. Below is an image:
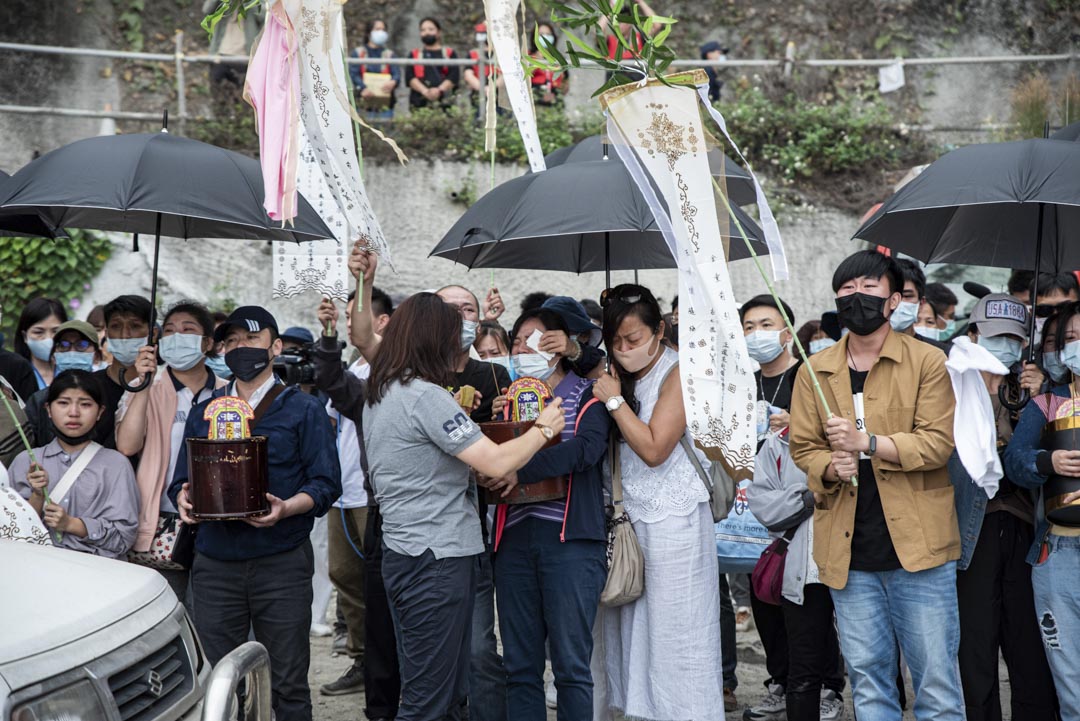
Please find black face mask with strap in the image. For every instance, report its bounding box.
[835,292,890,336]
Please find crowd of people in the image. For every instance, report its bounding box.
[2,241,1079,721]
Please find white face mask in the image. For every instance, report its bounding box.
[744,330,785,364]
[612,333,660,374]
[889,301,919,331]
[914,326,941,341]
[461,319,478,350]
[159,333,206,371]
[370,29,389,46]
[512,353,556,381]
[809,337,836,355]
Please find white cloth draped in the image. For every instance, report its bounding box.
[604,79,757,481]
[946,336,1008,497]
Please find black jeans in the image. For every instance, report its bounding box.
[363,507,401,720]
[957,510,1058,721]
[781,583,844,721]
[383,546,478,721]
[718,571,738,690]
[750,579,789,688]
[191,542,314,721]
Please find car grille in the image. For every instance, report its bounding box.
[107,634,193,721]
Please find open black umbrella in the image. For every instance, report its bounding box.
[1051,121,1080,142]
[0,129,334,390]
[853,138,1080,402]
[0,170,66,239]
[545,134,757,206]
[430,158,767,287]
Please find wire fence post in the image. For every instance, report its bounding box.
[175,31,187,135]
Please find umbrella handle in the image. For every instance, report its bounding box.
[120,372,154,394]
[998,381,1029,412]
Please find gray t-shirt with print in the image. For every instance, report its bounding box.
[363,378,484,559]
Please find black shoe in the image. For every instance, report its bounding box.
[320,661,364,696]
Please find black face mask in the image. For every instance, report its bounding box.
[226,347,272,383]
[421,34,438,46]
[835,292,890,336]
[52,423,97,446]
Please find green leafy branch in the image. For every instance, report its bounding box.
[201,0,262,40]
[526,0,678,97]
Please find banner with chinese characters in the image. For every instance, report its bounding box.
[603,78,756,480]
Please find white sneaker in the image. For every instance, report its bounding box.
[545,678,557,709]
[310,623,333,637]
[819,689,843,721]
[735,606,754,632]
[742,683,785,721]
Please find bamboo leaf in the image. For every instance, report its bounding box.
[562,28,605,60]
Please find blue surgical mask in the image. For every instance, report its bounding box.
[512,353,556,381]
[1060,341,1080,377]
[744,330,785,364]
[978,335,1023,369]
[487,355,518,382]
[205,355,233,380]
[914,326,941,341]
[809,337,836,355]
[26,337,53,362]
[371,29,389,46]
[889,301,919,331]
[108,336,147,367]
[461,319,478,350]
[941,319,957,338]
[159,333,206,371]
[54,351,96,374]
[1043,350,1069,385]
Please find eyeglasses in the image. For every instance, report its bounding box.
[600,286,646,308]
[55,338,94,353]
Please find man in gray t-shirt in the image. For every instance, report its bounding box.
[363,378,484,559]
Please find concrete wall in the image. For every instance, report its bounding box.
[83,158,862,334]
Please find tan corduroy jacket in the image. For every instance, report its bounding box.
[789,330,960,590]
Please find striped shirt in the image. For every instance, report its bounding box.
[504,372,591,530]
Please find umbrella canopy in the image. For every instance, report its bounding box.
[0,131,333,242]
[431,158,767,273]
[0,171,66,239]
[852,139,1080,273]
[1051,121,1080,142]
[545,134,757,206]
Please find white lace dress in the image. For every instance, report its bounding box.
[597,347,725,721]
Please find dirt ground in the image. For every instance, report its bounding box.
[307,613,1014,721]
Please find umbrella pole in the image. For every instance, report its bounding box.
[1027,203,1045,364]
[605,232,611,290]
[121,215,161,394]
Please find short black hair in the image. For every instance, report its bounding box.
[47,368,104,406]
[671,295,679,311]
[103,295,152,325]
[832,250,904,296]
[511,309,572,373]
[370,286,394,318]
[739,294,795,327]
[520,292,553,313]
[211,311,229,325]
[895,258,926,298]
[1008,269,1034,296]
[925,282,958,308]
[14,297,68,361]
[419,16,441,30]
[164,301,215,337]
[1031,272,1080,301]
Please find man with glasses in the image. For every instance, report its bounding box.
[169,305,341,721]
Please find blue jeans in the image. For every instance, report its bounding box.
[830,562,964,721]
[494,518,607,721]
[470,547,508,721]
[1032,533,1080,720]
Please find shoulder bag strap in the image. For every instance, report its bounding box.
[50,442,102,505]
[251,384,287,429]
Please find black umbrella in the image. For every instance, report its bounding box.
[1051,121,1080,142]
[0,129,334,390]
[853,138,1080,401]
[545,134,757,206]
[430,158,767,287]
[0,170,66,239]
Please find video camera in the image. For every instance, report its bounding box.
[273,343,317,386]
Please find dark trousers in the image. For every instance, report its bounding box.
[191,543,314,721]
[470,547,508,721]
[494,518,607,721]
[329,505,367,661]
[718,570,738,690]
[383,546,478,721]
[782,583,844,721]
[750,579,789,689]
[363,507,401,720]
[957,511,1058,721]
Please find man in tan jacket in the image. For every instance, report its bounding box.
[789,250,963,720]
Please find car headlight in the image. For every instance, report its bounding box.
[12,680,110,721]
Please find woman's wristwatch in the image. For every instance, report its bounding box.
[534,422,555,440]
[606,395,626,412]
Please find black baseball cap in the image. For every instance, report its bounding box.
[213,305,280,343]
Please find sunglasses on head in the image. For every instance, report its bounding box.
[55,338,94,353]
[600,286,647,308]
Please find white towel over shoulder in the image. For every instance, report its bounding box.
[946,336,1009,498]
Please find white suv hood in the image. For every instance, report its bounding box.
[0,541,169,664]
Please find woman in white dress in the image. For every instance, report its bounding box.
[592,284,724,721]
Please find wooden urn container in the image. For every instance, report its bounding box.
[186,437,270,520]
[479,420,566,505]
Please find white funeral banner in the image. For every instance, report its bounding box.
[274,0,393,300]
[604,80,757,480]
[483,0,546,173]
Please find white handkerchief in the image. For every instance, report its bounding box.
[527,329,554,360]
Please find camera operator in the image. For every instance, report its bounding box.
[276,326,321,396]
[313,291,401,721]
